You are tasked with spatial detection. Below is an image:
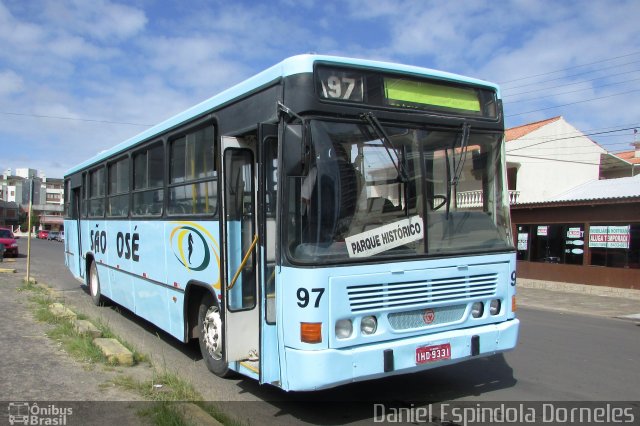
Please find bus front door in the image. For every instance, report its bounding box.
[221,136,259,364]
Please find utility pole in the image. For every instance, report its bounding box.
[26,179,34,284]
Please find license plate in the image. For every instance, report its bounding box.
[416,343,451,364]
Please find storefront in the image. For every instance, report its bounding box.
[512,197,640,289]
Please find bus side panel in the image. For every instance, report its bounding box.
[164,220,223,340]
[106,220,134,311]
[87,220,112,299]
[168,290,186,339]
[132,220,170,332]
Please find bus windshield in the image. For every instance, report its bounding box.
[286,119,513,263]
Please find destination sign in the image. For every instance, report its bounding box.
[345,216,424,258]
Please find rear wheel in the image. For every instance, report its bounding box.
[88,260,104,306]
[198,293,232,377]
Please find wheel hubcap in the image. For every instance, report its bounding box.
[203,306,222,360]
[90,265,98,297]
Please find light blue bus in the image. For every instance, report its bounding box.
[63,55,519,391]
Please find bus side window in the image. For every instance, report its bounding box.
[168,125,218,217]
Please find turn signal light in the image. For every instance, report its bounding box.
[301,322,322,343]
[512,296,517,312]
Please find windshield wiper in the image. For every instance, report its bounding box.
[360,112,409,183]
[446,122,471,218]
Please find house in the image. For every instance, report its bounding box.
[600,141,640,178]
[505,116,606,203]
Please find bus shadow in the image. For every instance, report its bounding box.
[231,354,517,425]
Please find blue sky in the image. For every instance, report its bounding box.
[1,0,639,178]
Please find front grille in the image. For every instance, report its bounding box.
[388,304,466,330]
[347,273,498,313]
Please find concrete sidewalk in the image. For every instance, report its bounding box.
[0,272,148,425]
[517,278,640,320]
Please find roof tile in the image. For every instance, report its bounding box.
[505,116,562,141]
[612,150,640,164]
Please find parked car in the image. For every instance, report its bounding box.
[57,231,65,242]
[47,231,60,241]
[0,227,18,257]
[37,230,49,239]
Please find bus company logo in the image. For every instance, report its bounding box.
[7,402,73,425]
[423,309,435,324]
[169,222,221,288]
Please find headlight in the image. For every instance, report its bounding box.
[471,302,484,318]
[490,299,501,315]
[11,243,18,248]
[360,316,378,335]
[335,319,353,339]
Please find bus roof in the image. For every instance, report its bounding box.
[65,54,500,176]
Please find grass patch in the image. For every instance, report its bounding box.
[113,369,201,402]
[48,321,108,364]
[24,292,108,365]
[138,402,192,426]
[199,403,246,426]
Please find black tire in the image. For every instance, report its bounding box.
[88,260,104,306]
[198,293,232,377]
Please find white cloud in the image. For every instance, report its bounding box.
[0,70,24,96]
[41,0,147,41]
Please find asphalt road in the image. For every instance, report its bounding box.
[6,237,640,424]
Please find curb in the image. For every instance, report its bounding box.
[518,278,640,301]
[93,338,134,366]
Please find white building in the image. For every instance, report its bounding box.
[505,116,607,204]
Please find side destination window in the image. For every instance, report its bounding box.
[133,143,164,216]
[88,167,105,217]
[107,157,129,217]
[168,125,218,217]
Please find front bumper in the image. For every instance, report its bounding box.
[2,247,18,257]
[283,318,519,391]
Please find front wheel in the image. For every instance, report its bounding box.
[198,293,232,377]
[88,260,104,306]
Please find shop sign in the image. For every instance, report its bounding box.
[517,233,529,251]
[566,227,583,239]
[589,225,630,249]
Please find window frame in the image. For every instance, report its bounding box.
[132,140,165,217]
[107,156,130,218]
[167,123,219,218]
[87,166,106,218]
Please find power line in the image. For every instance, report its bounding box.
[508,122,640,141]
[506,127,639,152]
[0,111,152,127]
[505,89,640,118]
[504,76,640,104]
[498,51,640,85]
[502,59,640,90]
[507,154,600,166]
[503,69,640,98]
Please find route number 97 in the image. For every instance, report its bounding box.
[297,288,325,308]
[318,70,363,102]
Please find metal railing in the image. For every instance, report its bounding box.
[456,190,520,208]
